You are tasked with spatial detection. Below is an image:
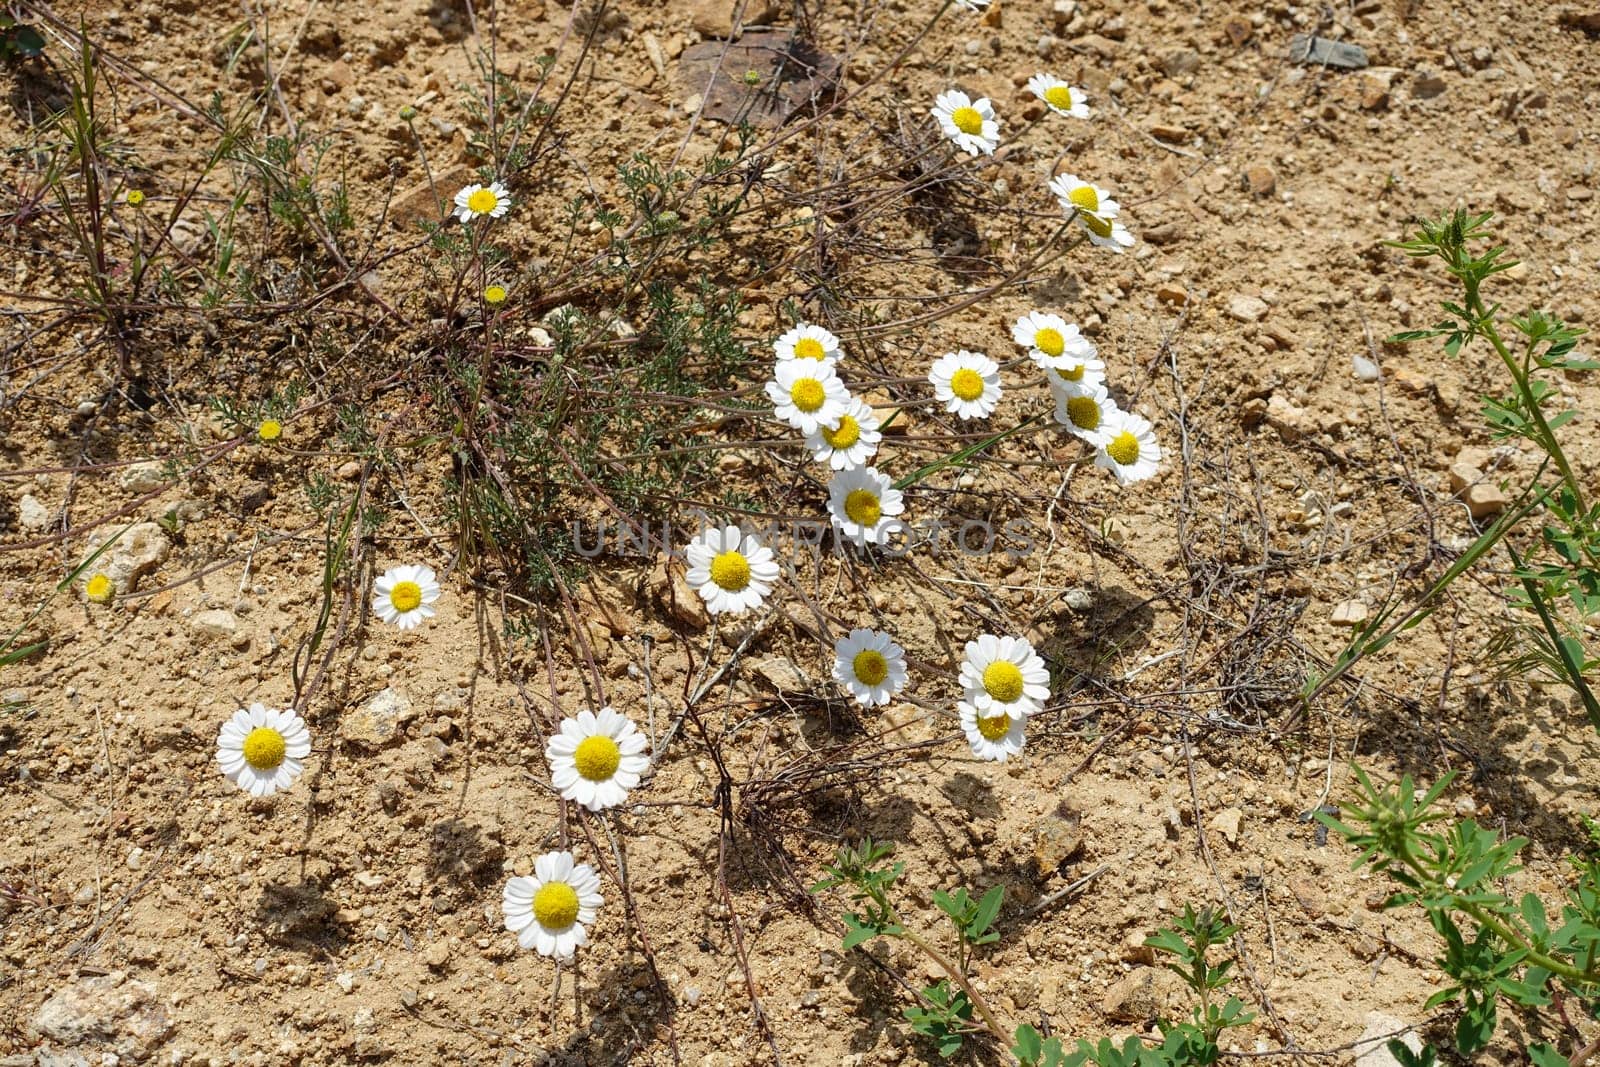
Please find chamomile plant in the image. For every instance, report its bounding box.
[453,180,512,223]
[959,634,1050,719]
[806,396,882,470]
[216,704,311,798]
[372,564,442,630]
[503,850,603,960]
[833,628,909,707]
[1049,173,1135,252]
[1012,311,1099,377]
[1026,74,1090,119]
[930,90,1000,157]
[684,525,779,615]
[767,359,851,435]
[827,466,906,547]
[929,350,1002,420]
[775,322,843,368]
[546,707,651,811]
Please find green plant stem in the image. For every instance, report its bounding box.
[1508,541,1600,731]
[1394,849,1599,986]
[895,925,1011,1052]
[1468,287,1587,515]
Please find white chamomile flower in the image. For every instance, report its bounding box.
[684,525,779,615]
[833,628,909,707]
[453,180,512,223]
[929,350,1002,420]
[502,851,603,960]
[765,360,850,436]
[1011,311,1103,379]
[216,704,311,798]
[1027,74,1090,120]
[959,634,1050,719]
[373,563,442,630]
[775,323,842,369]
[805,396,881,471]
[960,699,1028,762]
[1095,409,1163,486]
[1053,381,1119,446]
[546,707,651,811]
[1045,358,1108,396]
[930,90,1000,157]
[827,466,905,547]
[1048,173,1135,252]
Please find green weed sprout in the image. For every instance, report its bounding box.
[812,839,1008,1058]
[1322,767,1600,1063]
[1308,209,1599,728]
[815,841,1258,1065]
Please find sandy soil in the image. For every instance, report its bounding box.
[3,0,1600,1063]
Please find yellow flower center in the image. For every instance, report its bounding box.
[852,649,889,686]
[1082,212,1113,238]
[126,190,145,206]
[1034,327,1065,357]
[85,574,114,604]
[389,580,423,613]
[981,661,1024,704]
[1044,85,1076,111]
[242,727,287,771]
[467,188,499,214]
[821,415,861,450]
[709,550,751,592]
[484,284,508,304]
[844,489,882,528]
[950,106,984,136]
[1106,430,1141,466]
[533,881,580,929]
[949,368,985,402]
[574,735,622,781]
[1067,185,1099,213]
[257,419,282,442]
[977,714,1012,741]
[1059,364,1086,382]
[1066,395,1101,431]
[789,378,826,413]
[793,337,826,360]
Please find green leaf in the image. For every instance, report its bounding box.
[1013,1025,1043,1063]
[972,884,1004,938]
[5,22,46,57]
[1529,1043,1571,1067]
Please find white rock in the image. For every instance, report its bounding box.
[1353,1011,1422,1065]
[104,523,172,594]
[119,463,166,494]
[18,493,51,531]
[1330,600,1370,627]
[753,656,806,692]
[1226,294,1269,323]
[341,688,412,749]
[190,610,239,640]
[1208,807,1243,845]
[31,971,171,1062]
[1351,354,1380,381]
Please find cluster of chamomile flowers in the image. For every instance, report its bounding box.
[157,33,1161,969]
[675,313,1112,770]
[209,557,651,962]
[923,57,1160,483]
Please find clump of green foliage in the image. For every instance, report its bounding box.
[814,840,1256,1065]
[1323,767,1600,1065]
